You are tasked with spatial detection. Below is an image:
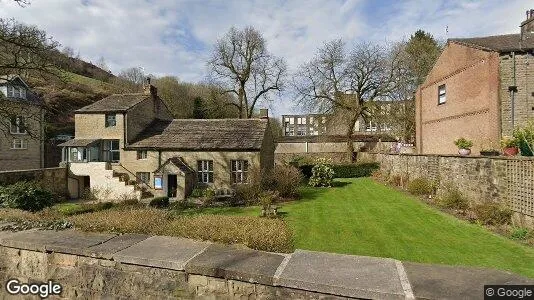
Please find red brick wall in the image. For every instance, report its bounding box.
[416,43,501,154]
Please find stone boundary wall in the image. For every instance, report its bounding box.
[0,229,531,299]
[359,153,534,228]
[0,167,68,197]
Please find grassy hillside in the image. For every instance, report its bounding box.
[27,70,127,137]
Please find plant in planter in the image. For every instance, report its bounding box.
[500,136,519,156]
[512,120,534,156]
[454,138,473,155]
[479,140,500,156]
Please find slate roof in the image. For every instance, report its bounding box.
[449,33,534,52]
[76,93,150,113]
[58,138,100,147]
[127,119,269,151]
[154,157,195,174]
[0,75,43,106]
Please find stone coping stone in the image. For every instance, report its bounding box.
[113,236,211,271]
[83,233,150,259]
[403,262,534,300]
[0,229,116,254]
[185,244,286,285]
[276,250,406,300]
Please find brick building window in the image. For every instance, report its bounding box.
[438,84,446,105]
[197,160,213,183]
[231,160,248,184]
[105,114,116,127]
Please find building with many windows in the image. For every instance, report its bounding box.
[59,80,274,200]
[0,75,45,171]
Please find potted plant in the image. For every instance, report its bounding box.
[501,136,519,156]
[479,140,500,156]
[512,121,534,156]
[454,138,473,156]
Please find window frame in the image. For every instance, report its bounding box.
[10,116,27,135]
[105,113,117,127]
[231,160,249,184]
[11,138,27,150]
[136,150,148,160]
[136,172,150,185]
[197,160,214,184]
[102,139,120,162]
[438,84,446,105]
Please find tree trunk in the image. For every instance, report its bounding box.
[237,88,244,118]
[346,111,360,162]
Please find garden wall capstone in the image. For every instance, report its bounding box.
[0,167,68,197]
[359,152,534,228]
[1,228,530,299]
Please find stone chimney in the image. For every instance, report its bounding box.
[259,108,269,119]
[143,77,157,96]
[521,9,534,37]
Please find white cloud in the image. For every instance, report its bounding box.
[0,0,532,116]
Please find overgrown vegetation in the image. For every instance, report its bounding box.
[407,177,434,196]
[471,202,512,226]
[149,197,170,208]
[513,120,534,156]
[0,181,55,212]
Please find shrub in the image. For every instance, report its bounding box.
[438,185,468,210]
[331,162,380,178]
[117,199,141,207]
[264,164,302,198]
[259,191,279,217]
[298,164,314,179]
[511,227,529,240]
[472,202,512,225]
[387,173,409,188]
[149,197,170,208]
[407,177,433,196]
[190,188,204,198]
[513,120,534,156]
[308,159,334,187]
[0,181,54,212]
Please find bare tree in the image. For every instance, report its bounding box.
[95,56,109,72]
[0,18,59,138]
[293,39,403,160]
[208,26,286,118]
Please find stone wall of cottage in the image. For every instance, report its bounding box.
[359,153,534,228]
[499,52,534,137]
[125,96,173,144]
[0,102,44,171]
[0,167,68,197]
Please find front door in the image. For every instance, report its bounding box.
[167,174,177,198]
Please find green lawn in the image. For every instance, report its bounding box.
[191,178,534,278]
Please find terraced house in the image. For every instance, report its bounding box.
[60,81,275,201]
[416,10,534,154]
[0,76,45,171]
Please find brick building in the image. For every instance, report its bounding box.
[416,10,534,154]
[0,76,45,171]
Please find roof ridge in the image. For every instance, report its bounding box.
[449,33,521,41]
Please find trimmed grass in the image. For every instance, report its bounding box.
[194,178,534,278]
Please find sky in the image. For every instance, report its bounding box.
[1,0,532,116]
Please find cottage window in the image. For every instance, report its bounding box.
[438,84,446,105]
[137,150,148,159]
[105,114,116,127]
[136,172,150,185]
[231,160,248,184]
[197,160,214,183]
[103,139,120,162]
[10,116,26,134]
[11,138,27,149]
[6,85,26,99]
[297,125,306,136]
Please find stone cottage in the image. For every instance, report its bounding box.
[59,81,275,201]
[0,75,45,171]
[415,10,534,154]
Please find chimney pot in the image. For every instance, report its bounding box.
[259,108,269,119]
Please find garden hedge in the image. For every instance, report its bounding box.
[298,162,380,179]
